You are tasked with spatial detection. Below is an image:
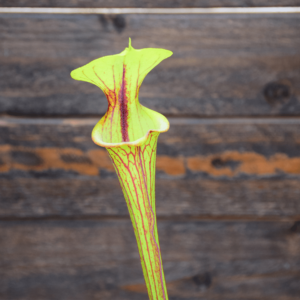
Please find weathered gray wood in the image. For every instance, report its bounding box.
[0,220,299,300]
[0,14,300,116]
[1,0,300,7]
[1,177,300,219]
[1,117,300,218]
[1,117,300,178]
[1,117,300,156]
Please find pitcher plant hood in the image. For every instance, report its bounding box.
[71,38,172,148]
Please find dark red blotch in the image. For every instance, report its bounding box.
[119,65,129,142]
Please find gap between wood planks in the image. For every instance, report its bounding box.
[0,7,300,14]
[2,116,300,126]
[0,215,299,222]
[2,114,300,120]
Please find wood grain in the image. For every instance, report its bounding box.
[0,220,299,300]
[0,14,300,116]
[1,117,300,176]
[1,177,300,219]
[1,117,300,219]
[1,0,300,8]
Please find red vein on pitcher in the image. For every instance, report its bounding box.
[107,134,165,299]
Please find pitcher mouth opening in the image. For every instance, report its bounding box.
[91,108,169,148]
[71,38,172,149]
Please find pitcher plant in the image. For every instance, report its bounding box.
[71,38,172,300]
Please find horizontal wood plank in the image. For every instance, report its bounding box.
[1,117,300,175]
[1,1,300,8]
[0,14,300,116]
[1,117,300,176]
[0,220,299,300]
[1,117,300,218]
[1,177,300,219]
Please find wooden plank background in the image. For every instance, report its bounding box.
[1,13,300,116]
[1,220,300,300]
[1,118,300,220]
[0,2,300,300]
